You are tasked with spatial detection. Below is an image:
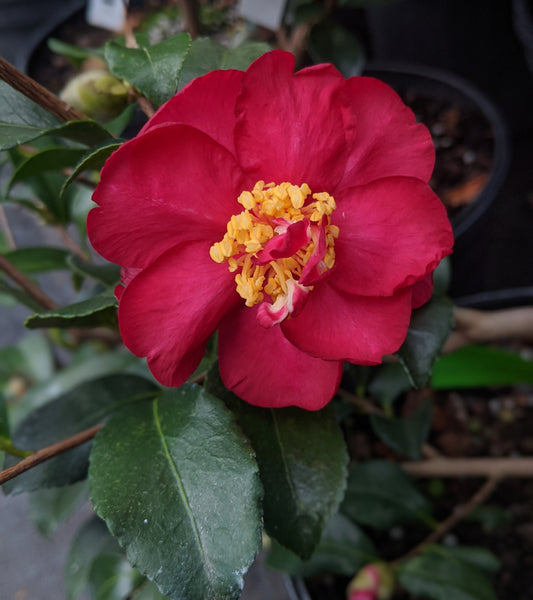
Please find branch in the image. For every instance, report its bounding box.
[0,253,58,310]
[402,456,533,478]
[392,476,500,567]
[181,0,201,39]
[0,56,86,122]
[0,423,102,486]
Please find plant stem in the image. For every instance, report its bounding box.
[181,0,201,39]
[53,225,90,261]
[0,56,86,122]
[0,423,103,486]
[0,205,16,250]
[0,253,58,310]
[391,476,500,568]
[403,456,533,478]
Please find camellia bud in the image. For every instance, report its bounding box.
[346,562,395,600]
[60,70,131,122]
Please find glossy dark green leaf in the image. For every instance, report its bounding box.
[3,375,159,494]
[432,345,533,388]
[89,386,262,600]
[28,480,89,537]
[8,147,88,191]
[308,21,365,77]
[369,400,433,460]
[61,142,122,197]
[43,120,116,146]
[11,350,144,425]
[397,545,498,600]
[368,363,412,406]
[89,554,145,600]
[2,247,69,274]
[67,255,121,287]
[205,366,348,560]
[178,38,270,90]
[65,515,122,600]
[104,104,136,137]
[25,290,117,329]
[0,80,61,149]
[426,545,501,574]
[398,296,454,388]
[267,512,378,577]
[105,33,191,105]
[48,37,105,67]
[133,580,169,600]
[0,278,43,311]
[341,460,433,529]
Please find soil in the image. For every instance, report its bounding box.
[304,383,533,600]
[401,90,494,219]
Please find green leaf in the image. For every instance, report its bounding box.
[0,278,43,311]
[105,104,136,137]
[308,21,365,77]
[2,247,70,274]
[465,505,511,533]
[8,147,88,191]
[432,345,533,388]
[28,480,89,537]
[267,512,378,577]
[89,386,262,600]
[0,80,61,149]
[48,37,105,67]
[65,516,122,600]
[105,33,192,105]
[3,374,159,494]
[61,142,122,197]
[178,39,270,90]
[205,365,348,560]
[67,255,121,287]
[134,580,169,600]
[25,290,117,329]
[398,296,454,388]
[368,362,413,406]
[428,545,501,573]
[42,120,116,147]
[397,545,498,600]
[11,349,144,424]
[0,392,8,439]
[89,554,145,600]
[369,400,433,460]
[341,460,434,529]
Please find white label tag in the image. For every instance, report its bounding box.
[238,0,286,31]
[86,0,129,32]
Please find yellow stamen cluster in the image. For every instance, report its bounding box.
[209,181,339,308]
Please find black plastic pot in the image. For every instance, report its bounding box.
[363,62,511,240]
[0,0,86,71]
[513,0,533,74]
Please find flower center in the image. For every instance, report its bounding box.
[209,180,339,326]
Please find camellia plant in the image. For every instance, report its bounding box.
[0,10,517,600]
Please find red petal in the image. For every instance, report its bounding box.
[234,51,352,192]
[330,177,453,297]
[282,284,413,364]
[218,305,343,409]
[412,273,434,308]
[140,69,244,154]
[118,242,239,386]
[254,219,309,264]
[88,124,245,269]
[339,77,435,188]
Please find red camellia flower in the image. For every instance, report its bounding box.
[88,50,453,410]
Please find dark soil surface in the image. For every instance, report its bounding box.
[305,383,533,600]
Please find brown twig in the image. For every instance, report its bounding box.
[402,456,533,478]
[392,476,501,568]
[0,56,86,122]
[0,205,16,250]
[0,253,58,310]
[54,225,90,261]
[181,0,201,39]
[0,423,103,486]
[277,22,314,70]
